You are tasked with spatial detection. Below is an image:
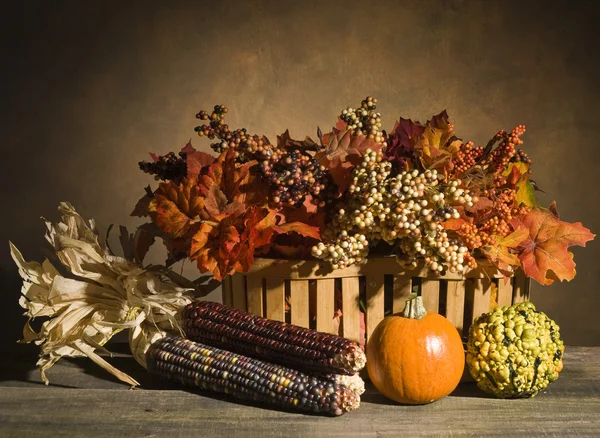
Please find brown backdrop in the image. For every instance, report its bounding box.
[2,0,598,346]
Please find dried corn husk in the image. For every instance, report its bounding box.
[10,202,199,386]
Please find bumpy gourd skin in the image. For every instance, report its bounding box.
[466,302,564,398]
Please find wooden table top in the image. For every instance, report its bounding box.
[1,344,599,437]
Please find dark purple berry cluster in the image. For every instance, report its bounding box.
[138,151,187,183]
[260,148,335,208]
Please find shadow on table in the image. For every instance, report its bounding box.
[359,380,492,406]
[0,269,40,384]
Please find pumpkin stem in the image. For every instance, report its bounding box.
[402,293,427,320]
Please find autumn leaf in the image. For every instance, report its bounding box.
[383,117,424,171]
[150,178,208,239]
[503,162,537,207]
[277,130,321,152]
[131,186,154,217]
[274,222,321,240]
[188,207,281,281]
[510,207,595,285]
[481,227,529,274]
[315,129,382,194]
[181,141,216,179]
[199,149,257,205]
[441,218,466,231]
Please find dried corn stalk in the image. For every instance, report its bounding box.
[10,202,200,386]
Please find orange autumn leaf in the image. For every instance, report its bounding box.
[481,227,530,274]
[441,218,466,231]
[150,178,208,238]
[510,207,595,285]
[199,149,256,204]
[189,207,279,281]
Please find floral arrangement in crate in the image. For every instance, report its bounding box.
[9,97,595,412]
[134,97,593,285]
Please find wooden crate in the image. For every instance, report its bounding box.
[222,257,530,345]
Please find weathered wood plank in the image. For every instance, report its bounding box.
[246,276,264,317]
[265,278,285,322]
[365,274,384,343]
[470,278,493,323]
[497,277,513,308]
[446,280,466,333]
[1,347,599,438]
[231,274,247,311]
[289,280,309,328]
[221,276,233,307]
[421,279,440,313]
[341,277,360,343]
[315,278,335,334]
[513,271,530,303]
[392,276,411,314]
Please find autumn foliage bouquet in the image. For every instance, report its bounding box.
[134,97,594,285]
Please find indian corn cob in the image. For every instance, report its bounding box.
[147,336,360,416]
[182,301,366,375]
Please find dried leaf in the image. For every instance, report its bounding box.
[481,227,529,274]
[441,218,466,231]
[510,206,595,285]
[150,178,207,239]
[274,222,321,240]
[181,141,216,179]
[131,186,154,217]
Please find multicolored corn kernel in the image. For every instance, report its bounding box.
[147,336,360,416]
[182,301,366,375]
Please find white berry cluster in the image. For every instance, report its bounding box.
[311,149,474,274]
[339,96,385,144]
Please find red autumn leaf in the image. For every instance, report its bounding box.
[150,178,208,238]
[510,207,595,285]
[181,141,216,179]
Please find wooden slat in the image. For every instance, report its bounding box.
[231,274,247,311]
[289,280,310,328]
[265,278,285,322]
[392,276,412,314]
[315,278,335,334]
[513,271,530,303]
[341,277,361,343]
[421,280,440,313]
[221,276,233,307]
[497,277,513,308]
[470,278,492,323]
[246,275,264,317]
[366,274,385,344]
[446,280,466,333]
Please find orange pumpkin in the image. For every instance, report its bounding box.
[366,295,465,404]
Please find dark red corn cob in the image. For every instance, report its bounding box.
[182,301,366,376]
[147,336,360,416]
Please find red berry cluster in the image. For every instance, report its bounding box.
[451,141,484,177]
